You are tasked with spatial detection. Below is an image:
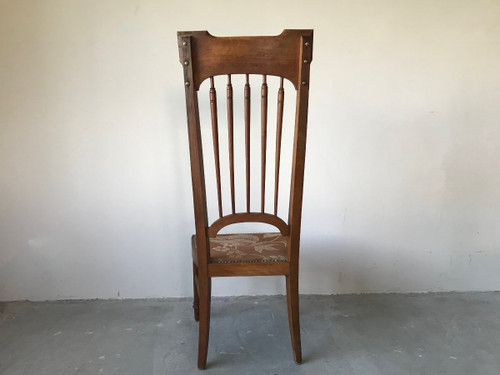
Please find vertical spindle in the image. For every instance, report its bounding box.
[209,76,223,217]
[274,77,285,215]
[244,74,251,212]
[227,75,235,214]
[261,75,268,213]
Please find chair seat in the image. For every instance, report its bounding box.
[192,233,289,264]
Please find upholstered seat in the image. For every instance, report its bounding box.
[192,233,289,264]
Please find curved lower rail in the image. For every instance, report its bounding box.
[208,213,289,237]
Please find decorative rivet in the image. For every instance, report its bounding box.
[184,60,189,66]
[302,81,307,85]
[305,42,310,47]
[182,41,187,46]
[303,59,308,64]
[185,81,190,86]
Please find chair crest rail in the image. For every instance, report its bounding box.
[177,29,312,90]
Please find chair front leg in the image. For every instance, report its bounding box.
[197,276,212,369]
[286,273,302,364]
[192,263,200,321]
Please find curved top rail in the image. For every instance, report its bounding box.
[177,29,313,90]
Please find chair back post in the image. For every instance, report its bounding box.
[287,32,313,263]
[178,34,210,270]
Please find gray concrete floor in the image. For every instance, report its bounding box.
[1,292,499,375]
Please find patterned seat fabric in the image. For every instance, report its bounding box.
[192,233,289,264]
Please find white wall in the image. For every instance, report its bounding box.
[1,0,499,301]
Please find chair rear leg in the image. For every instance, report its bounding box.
[197,277,212,369]
[286,273,302,364]
[192,263,199,321]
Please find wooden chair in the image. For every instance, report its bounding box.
[177,29,313,369]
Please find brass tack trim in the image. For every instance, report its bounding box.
[185,81,190,86]
[304,41,310,47]
[182,41,187,46]
[184,60,189,66]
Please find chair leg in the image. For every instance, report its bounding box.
[192,263,199,321]
[197,277,212,370]
[286,273,302,364]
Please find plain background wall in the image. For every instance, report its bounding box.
[1,0,499,301]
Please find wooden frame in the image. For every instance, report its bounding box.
[178,29,313,369]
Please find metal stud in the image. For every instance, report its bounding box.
[305,42,310,47]
[182,41,188,46]
[302,81,307,85]
[303,59,308,64]
[184,60,189,66]
[185,81,190,86]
